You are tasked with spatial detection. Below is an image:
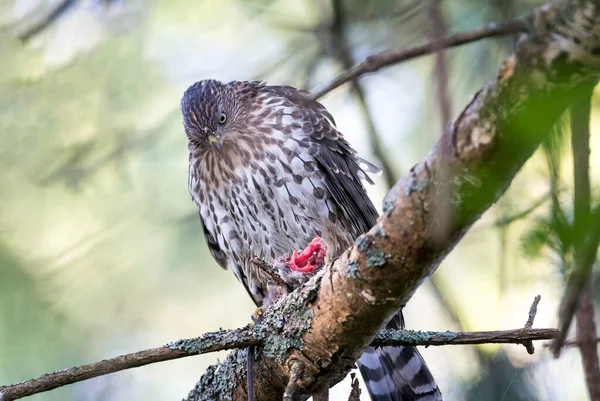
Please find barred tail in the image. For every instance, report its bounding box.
[357,313,442,401]
[358,345,442,401]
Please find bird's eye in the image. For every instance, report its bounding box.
[218,112,227,125]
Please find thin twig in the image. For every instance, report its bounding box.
[247,346,255,401]
[525,295,541,328]
[347,372,361,401]
[251,257,286,287]
[0,326,560,400]
[308,19,526,100]
[17,0,76,42]
[0,325,259,401]
[522,295,542,354]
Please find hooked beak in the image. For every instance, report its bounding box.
[207,134,222,151]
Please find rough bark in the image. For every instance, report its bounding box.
[186,1,600,400]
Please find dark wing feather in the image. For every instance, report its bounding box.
[264,84,380,234]
[199,211,264,306]
[310,104,380,236]
[198,211,228,270]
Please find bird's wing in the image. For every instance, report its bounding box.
[199,211,265,306]
[263,84,380,235]
[198,211,228,271]
[308,102,381,235]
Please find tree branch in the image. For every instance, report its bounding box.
[309,19,526,101]
[0,326,560,401]
[569,86,600,399]
[0,326,259,401]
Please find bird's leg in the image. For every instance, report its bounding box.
[251,280,288,322]
[286,236,328,273]
[247,346,255,401]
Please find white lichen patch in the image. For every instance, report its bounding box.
[359,289,377,305]
[470,120,495,148]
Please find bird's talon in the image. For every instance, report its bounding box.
[251,306,263,323]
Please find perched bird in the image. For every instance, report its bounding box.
[182,79,442,401]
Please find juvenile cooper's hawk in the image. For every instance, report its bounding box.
[182,79,442,401]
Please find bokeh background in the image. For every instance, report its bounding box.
[1,0,599,400]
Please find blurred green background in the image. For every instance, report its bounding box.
[0,0,598,400]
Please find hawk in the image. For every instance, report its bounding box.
[182,79,442,401]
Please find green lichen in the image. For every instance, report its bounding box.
[374,223,387,238]
[167,328,234,354]
[346,259,361,279]
[382,200,394,216]
[355,235,372,252]
[441,331,459,341]
[366,248,387,267]
[263,335,302,364]
[405,175,429,196]
[185,348,248,401]
[374,329,459,346]
[253,278,319,363]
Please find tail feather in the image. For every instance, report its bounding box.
[357,313,442,401]
[358,346,442,401]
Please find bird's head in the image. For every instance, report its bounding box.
[181,79,243,151]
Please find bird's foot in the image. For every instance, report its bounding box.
[284,236,328,274]
[251,280,288,323]
[251,306,263,323]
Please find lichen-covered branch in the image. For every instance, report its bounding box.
[0,326,259,401]
[0,325,559,401]
[188,1,600,399]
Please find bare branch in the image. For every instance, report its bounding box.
[525,295,541,329]
[0,325,259,401]
[522,295,542,354]
[309,19,526,100]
